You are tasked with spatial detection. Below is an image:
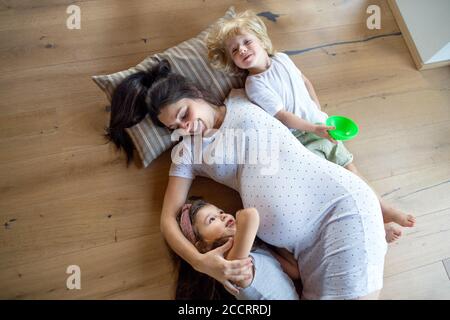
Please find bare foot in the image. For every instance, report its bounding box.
[385,223,402,243]
[380,202,416,227]
[399,213,416,227]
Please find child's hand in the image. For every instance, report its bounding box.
[313,124,337,144]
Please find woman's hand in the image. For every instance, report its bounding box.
[194,238,253,295]
[313,124,337,144]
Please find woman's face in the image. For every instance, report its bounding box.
[158,98,216,135]
[194,204,236,243]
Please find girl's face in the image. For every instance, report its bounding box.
[158,98,216,135]
[194,204,236,243]
[225,30,269,74]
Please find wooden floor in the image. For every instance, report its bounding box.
[0,0,449,299]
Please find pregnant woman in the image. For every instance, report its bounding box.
[107,60,387,299]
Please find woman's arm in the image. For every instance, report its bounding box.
[302,74,321,110]
[160,176,201,266]
[160,176,253,294]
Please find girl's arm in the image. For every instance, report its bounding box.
[226,208,260,260]
[160,176,253,294]
[302,74,321,110]
[225,208,260,288]
[275,110,336,143]
[275,110,316,132]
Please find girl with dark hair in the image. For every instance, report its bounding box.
[109,59,387,300]
[175,200,299,300]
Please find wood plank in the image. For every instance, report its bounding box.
[371,163,450,217]
[0,27,406,117]
[348,119,449,182]
[0,185,161,270]
[0,0,393,33]
[0,0,237,30]
[0,146,241,270]
[0,52,144,116]
[294,39,450,110]
[381,261,450,299]
[325,81,450,181]
[384,208,450,277]
[0,234,176,299]
[0,0,92,11]
[1,34,446,123]
[0,107,58,139]
[372,164,450,279]
[0,106,107,164]
[0,0,396,72]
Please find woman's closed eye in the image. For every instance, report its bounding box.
[179,107,189,121]
[169,107,188,130]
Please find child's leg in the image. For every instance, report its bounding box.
[345,162,416,228]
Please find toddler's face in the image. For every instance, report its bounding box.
[225,31,267,72]
[194,204,236,243]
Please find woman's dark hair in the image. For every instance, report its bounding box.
[105,59,220,165]
[175,259,235,300]
[105,60,171,164]
[174,197,235,300]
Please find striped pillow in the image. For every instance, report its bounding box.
[92,7,245,168]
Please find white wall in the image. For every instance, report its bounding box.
[396,0,450,64]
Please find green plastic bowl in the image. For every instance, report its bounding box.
[326,116,359,141]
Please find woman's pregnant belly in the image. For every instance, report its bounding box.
[238,147,380,254]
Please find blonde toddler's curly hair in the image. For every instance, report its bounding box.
[206,10,275,75]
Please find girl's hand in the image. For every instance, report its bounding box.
[313,124,337,144]
[195,238,253,295]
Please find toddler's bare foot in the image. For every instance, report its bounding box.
[400,213,416,227]
[381,203,416,227]
[385,223,402,243]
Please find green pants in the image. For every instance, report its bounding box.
[292,130,353,167]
